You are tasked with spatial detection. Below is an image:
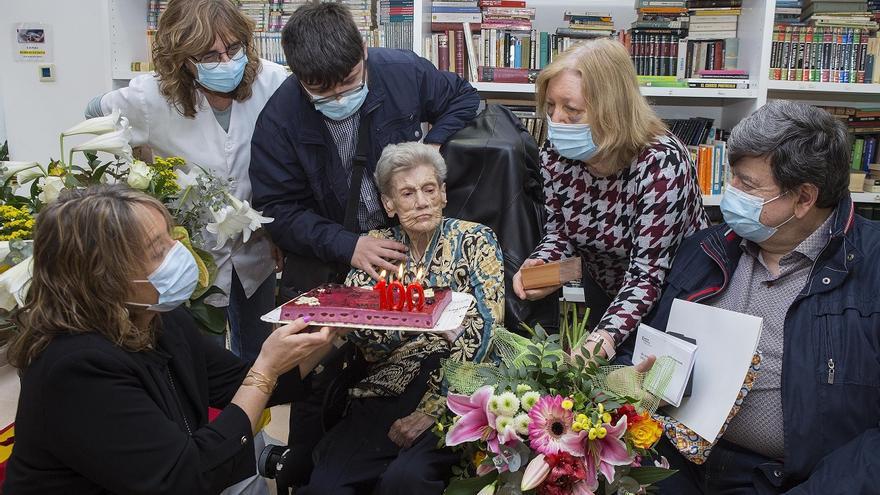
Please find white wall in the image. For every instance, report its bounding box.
[0,0,113,161]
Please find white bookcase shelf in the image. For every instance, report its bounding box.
[705,193,880,206]
[473,82,758,100]
[767,81,880,95]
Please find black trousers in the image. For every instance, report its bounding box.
[296,360,459,495]
[655,436,788,495]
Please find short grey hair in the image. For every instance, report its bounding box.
[374,142,448,197]
[728,100,850,208]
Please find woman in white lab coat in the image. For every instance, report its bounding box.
[86,0,288,364]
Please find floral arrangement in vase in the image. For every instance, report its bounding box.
[437,323,674,495]
[0,111,271,334]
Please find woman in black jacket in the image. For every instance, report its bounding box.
[2,185,334,494]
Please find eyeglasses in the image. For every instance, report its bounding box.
[192,42,246,69]
[301,67,367,105]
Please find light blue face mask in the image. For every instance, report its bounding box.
[720,185,795,243]
[546,117,599,162]
[195,50,247,94]
[128,241,199,312]
[314,83,369,121]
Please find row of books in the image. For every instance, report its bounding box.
[147,0,387,49]
[509,108,548,144]
[253,32,285,65]
[768,26,878,83]
[693,140,730,196]
[774,0,802,25]
[630,36,740,78]
[800,0,878,30]
[854,204,880,220]
[852,135,879,171]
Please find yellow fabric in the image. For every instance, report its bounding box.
[0,423,14,463]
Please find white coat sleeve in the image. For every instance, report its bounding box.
[99,75,154,147]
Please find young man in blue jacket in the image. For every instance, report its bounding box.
[248,3,480,491]
[250,3,479,285]
[641,101,880,494]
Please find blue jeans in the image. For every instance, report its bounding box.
[656,436,789,495]
[228,269,276,362]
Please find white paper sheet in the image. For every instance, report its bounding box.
[634,323,697,407]
[664,299,762,443]
[261,291,474,333]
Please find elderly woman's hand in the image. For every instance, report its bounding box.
[388,411,435,449]
[252,318,335,380]
[513,259,563,300]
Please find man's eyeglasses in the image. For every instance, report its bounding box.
[302,68,367,105]
[192,42,246,70]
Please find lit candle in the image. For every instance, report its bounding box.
[388,264,406,311]
[406,267,425,311]
[373,270,387,309]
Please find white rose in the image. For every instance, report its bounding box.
[37,176,65,204]
[126,160,154,190]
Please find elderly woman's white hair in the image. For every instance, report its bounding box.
[374,142,448,197]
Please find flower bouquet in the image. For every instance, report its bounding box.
[437,324,674,495]
[0,111,272,334]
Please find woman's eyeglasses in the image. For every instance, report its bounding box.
[192,42,246,69]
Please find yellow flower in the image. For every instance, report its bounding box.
[473,450,487,468]
[628,413,664,449]
[561,398,574,410]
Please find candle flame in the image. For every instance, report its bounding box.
[397,263,404,280]
[379,269,387,280]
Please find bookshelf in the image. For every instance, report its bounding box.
[103,0,880,207]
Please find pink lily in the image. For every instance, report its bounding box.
[578,416,636,486]
[521,454,551,490]
[446,386,497,448]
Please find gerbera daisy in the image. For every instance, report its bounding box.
[527,395,582,456]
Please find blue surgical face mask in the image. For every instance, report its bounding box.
[314,83,369,121]
[128,242,199,312]
[720,185,795,243]
[195,50,247,94]
[546,117,599,162]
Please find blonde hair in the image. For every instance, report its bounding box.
[535,38,667,173]
[5,185,172,369]
[152,0,261,118]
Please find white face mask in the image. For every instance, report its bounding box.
[720,185,795,243]
[127,242,199,312]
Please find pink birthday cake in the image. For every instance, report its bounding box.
[280,283,453,328]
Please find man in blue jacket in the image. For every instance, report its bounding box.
[250,3,479,286]
[642,101,880,494]
[248,3,480,490]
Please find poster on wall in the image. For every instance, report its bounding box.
[13,23,52,62]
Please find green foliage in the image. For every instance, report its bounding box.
[0,141,8,161]
[444,473,497,495]
[186,287,228,335]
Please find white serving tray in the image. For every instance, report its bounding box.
[261,291,474,333]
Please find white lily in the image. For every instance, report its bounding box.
[175,168,200,189]
[0,256,33,311]
[0,161,46,184]
[62,108,122,137]
[70,117,133,164]
[126,160,154,190]
[206,196,273,249]
[38,176,65,204]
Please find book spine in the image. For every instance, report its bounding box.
[802,27,812,81]
[859,29,868,84]
[821,27,832,82]
[781,26,791,81]
[438,33,450,71]
[770,26,779,80]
